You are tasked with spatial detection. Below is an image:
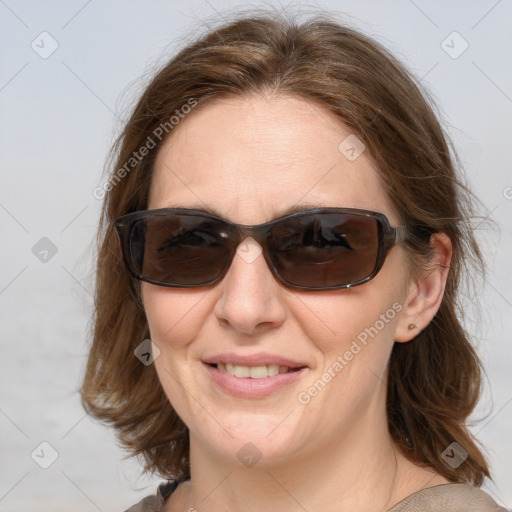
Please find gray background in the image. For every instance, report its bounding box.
[0,1,510,510]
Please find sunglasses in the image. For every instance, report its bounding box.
[114,207,408,291]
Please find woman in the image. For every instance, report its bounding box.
[81,11,505,511]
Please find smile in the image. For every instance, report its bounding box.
[203,361,308,398]
[214,362,298,379]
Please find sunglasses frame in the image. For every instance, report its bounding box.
[114,207,408,291]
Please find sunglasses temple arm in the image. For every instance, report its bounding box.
[394,225,408,244]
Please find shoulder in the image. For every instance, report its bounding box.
[388,483,508,512]
[122,481,180,512]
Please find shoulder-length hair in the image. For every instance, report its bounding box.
[82,11,489,485]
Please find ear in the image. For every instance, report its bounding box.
[394,233,453,343]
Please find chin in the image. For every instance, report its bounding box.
[185,406,309,464]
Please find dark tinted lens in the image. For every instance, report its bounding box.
[130,214,231,285]
[269,213,380,287]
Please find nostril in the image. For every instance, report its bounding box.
[218,318,230,329]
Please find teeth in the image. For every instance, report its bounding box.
[267,364,279,376]
[234,365,250,378]
[249,365,267,378]
[216,363,293,379]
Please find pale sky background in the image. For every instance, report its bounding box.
[0,1,511,511]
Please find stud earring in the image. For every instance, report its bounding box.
[408,323,417,330]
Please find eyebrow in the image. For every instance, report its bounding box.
[162,202,328,221]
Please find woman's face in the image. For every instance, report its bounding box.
[143,94,413,467]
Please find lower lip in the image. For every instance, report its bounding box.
[202,363,308,398]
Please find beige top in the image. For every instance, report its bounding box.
[124,481,508,511]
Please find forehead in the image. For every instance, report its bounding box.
[149,94,398,225]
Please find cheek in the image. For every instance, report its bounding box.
[141,284,211,350]
[297,288,404,371]
[299,249,410,368]
[142,285,212,425]
[293,292,404,419]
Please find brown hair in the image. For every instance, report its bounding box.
[81,10,490,485]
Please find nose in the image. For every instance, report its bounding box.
[213,237,287,335]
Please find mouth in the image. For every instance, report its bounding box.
[202,358,308,398]
[207,362,304,379]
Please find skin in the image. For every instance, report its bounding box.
[142,93,452,511]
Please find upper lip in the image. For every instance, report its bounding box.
[202,353,308,369]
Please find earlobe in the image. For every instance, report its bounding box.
[394,233,453,343]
